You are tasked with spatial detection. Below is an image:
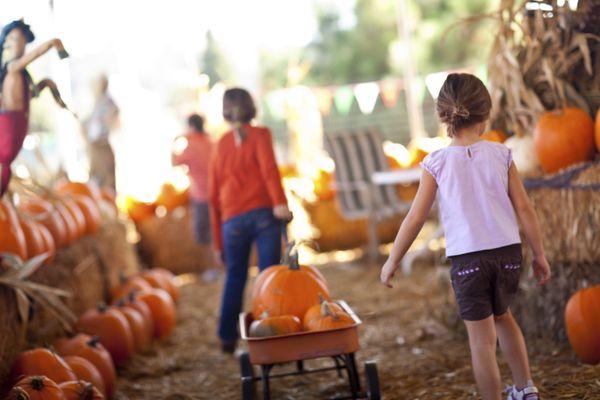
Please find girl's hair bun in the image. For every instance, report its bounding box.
[436,73,491,137]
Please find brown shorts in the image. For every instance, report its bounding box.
[449,244,522,321]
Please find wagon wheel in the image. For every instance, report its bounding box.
[365,361,381,400]
[240,352,256,400]
[345,353,361,395]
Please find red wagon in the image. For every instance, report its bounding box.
[238,300,381,399]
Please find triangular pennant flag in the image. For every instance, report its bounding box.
[353,82,380,114]
[313,87,334,115]
[333,86,354,115]
[380,80,400,108]
[424,71,449,99]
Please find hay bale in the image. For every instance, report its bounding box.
[302,197,401,252]
[0,288,27,391]
[137,207,211,274]
[512,262,600,342]
[526,162,600,264]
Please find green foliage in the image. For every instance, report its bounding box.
[200,30,232,86]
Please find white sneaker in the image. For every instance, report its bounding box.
[506,382,540,400]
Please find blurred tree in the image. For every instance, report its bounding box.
[200,30,232,86]
[259,0,494,88]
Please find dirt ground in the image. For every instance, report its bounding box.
[115,260,600,400]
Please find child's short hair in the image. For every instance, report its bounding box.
[187,113,204,133]
[223,88,256,124]
[436,73,491,137]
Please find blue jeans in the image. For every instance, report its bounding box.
[218,208,282,342]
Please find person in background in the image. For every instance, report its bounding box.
[209,88,292,353]
[172,113,217,266]
[85,73,119,190]
[380,74,550,400]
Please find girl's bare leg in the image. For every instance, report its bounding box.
[464,316,502,400]
[495,310,532,389]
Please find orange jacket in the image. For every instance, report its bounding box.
[209,125,287,250]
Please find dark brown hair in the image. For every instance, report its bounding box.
[187,113,204,133]
[436,73,491,137]
[223,88,256,124]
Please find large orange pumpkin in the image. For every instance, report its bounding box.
[72,195,102,235]
[63,356,106,397]
[54,335,116,399]
[19,218,45,260]
[249,313,301,337]
[110,275,153,302]
[61,197,87,238]
[20,197,68,248]
[115,304,151,352]
[8,376,64,400]
[59,380,104,400]
[37,223,56,264]
[481,129,508,143]
[534,108,596,173]
[139,269,179,303]
[55,180,102,205]
[53,200,80,244]
[10,348,77,384]
[137,289,177,340]
[565,286,600,364]
[303,299,354,332]
[251,251,330,320]
[76,305,135,366]
[595,109,600,152]
[0,198,28,260]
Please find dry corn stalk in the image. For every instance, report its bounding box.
[486,0,600,135]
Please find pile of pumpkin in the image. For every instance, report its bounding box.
[5,268,178,400]
[248,247,354,337]
[123,183,189,225]
[0,180,116,264]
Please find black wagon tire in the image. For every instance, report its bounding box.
[240,352,256,400]
[365,361,381,400]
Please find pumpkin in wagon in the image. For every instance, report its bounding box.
[251,243,330,320]
[303,297,354,332]
[249,312,302,337]
[565,286,600,364]
[7,376,64,400]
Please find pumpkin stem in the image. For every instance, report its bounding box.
[97,302,108,312]
[260,310,270,319]
[318,293,326,304]
[30,376,45,391]
[87,335,101,348]
[82,383,95,400]
[288,251,300,270]
[13,387,29,400]
[321,301,339,320]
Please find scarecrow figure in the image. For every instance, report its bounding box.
[0,19,71,195]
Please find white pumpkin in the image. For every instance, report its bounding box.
[504,135,540,176]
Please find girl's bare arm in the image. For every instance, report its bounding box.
[507,162,551,284]
[381,170,437,287]
[7,39,64,72]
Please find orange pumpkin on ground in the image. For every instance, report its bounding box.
[10,348,77,384]
[72,195,102,235]
[54,335,116,399]
[155,183,189,211]
[59,380,104,400]
[76,304,135,366]
[595,109,600,152]
[303,298,354,332]
[20,197,68,248]
[115,303,151,352]
[481,130,508,143]
[110,275,153,302]
[37,223,56,264]
[63,356,106,397]
[118,292,154,344]
[565,286,600,364]
[19,218,45,260]
[7,375,64,400]
[249,313,301,337]
[534,108,596,173]
[152,268,180,302]
[53,200,80,244]
[140,269,179,303]
[61,197,87,238]
[251,248,330,320]
[55,180,102,205]
[137,289,177,340]
[1,198,28,260]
